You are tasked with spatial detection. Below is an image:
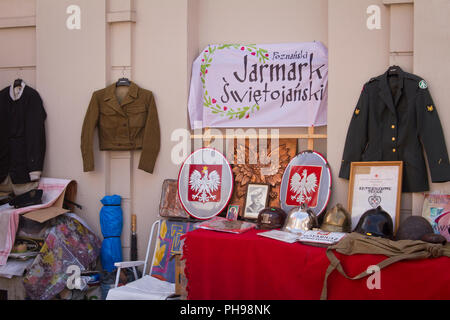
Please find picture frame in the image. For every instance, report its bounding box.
[226,205,240,221]
[348,161,403,233]
[243,183,270,220]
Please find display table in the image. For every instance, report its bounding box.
[183,228,450,300]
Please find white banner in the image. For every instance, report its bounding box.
[188,42,328,129]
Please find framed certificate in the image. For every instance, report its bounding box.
[348,161,403,232]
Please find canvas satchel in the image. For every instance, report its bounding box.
[320,232,450,300]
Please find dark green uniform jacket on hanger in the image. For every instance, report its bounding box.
[339,66,450,192]
[81,82,160,174]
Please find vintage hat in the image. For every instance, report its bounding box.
[256,207,287,230]
[282,204,318,234]
[320,203,351,233]
[354,206,394,239]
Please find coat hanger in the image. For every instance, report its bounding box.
[116,67,131,87]
[13,78,23,88]
[13,68,23,88]
[387,65,401,76]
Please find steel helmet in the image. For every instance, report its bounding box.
[354,206,394,239]
[282,204,318,234]
[320,203,351,233]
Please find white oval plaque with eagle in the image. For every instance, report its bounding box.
[280,150,331,216]
[178,148,234,220]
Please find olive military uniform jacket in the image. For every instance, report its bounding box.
[339,67,450,192]
[81,82,160,173]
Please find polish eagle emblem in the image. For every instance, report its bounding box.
[289,169,318,204]
[189,166,221,203]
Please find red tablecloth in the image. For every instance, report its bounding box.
[183,228,450,300]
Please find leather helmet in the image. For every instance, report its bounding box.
[354,206,394,239]
[395,216,433,241]
[396,216,446,244]
[421,233,447,245]
[321,203,351,233]
[256,207,287,230]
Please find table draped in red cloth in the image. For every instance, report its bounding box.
[182,228,450,300]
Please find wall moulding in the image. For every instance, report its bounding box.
[0,66,35,71]
[383,0,414,4]
[106,11,136,24]
[0,16,35,29]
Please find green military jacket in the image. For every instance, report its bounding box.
[81,82,160,173]
[339,66,450,192]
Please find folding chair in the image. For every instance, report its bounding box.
[106,219,176,300]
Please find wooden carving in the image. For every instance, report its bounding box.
[230,138,297,214]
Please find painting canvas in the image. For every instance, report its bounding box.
[151,219,197,283]
[159,179,189,218]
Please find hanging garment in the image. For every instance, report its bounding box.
[0,175,38,196]
[339,66,450,192]
[320,232,450,300]
[0,82,47,185]
[81,82,161,173]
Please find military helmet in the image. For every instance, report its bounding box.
[354,206,394,239]
[395,216,434,241]
[283,204,318,234]
[421,233,447,245]
[256,207,287,230]
[321,203,351,233]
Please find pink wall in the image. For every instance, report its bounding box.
[0,0,449,261]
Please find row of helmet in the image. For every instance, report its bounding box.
[256,204,447,244]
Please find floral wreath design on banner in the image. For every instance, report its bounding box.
[201,44,270,120]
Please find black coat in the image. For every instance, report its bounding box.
[339,67,450,192]
[0,85,47,184]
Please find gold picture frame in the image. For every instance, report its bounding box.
[348,161,403,233]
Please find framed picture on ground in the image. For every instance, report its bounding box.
[243,184,270,220]
[348,161,403,233]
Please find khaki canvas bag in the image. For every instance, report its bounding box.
[321,232,450,300]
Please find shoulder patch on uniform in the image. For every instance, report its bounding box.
[418,80,428,89]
